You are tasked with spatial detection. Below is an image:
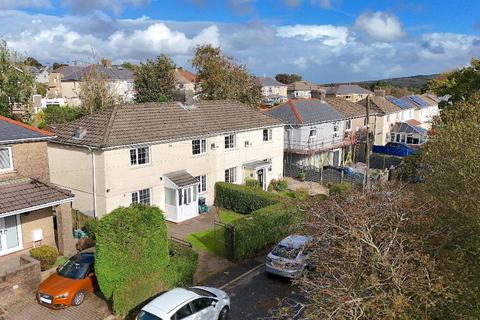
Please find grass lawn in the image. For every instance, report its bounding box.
[186,210,244,256]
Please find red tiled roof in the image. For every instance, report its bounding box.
[177,69,196,83]
[0,116,55,136]
[288,100,304,124]
[406,119,422,126]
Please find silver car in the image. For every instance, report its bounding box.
[265,235,313,278]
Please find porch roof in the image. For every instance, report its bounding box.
[165,170,199,188]
[0,178,74,217]
[243,160,272,170]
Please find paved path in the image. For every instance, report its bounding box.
[167,210,218,240]
[6,292,110,320]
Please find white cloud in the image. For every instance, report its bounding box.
[277,24,349,46]
[418,32,480,60]
[0,0,51,8]
[354,11,405,42]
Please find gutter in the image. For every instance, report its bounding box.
[0,197,75,218]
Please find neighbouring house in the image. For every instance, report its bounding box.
[32,95,67,114]
[256,76,288,106]
[25,66,49,84]
[0,116,75,259]
[46,65,84,100]
[287,81,322,99]
[175,68,198,96]
[268,98,359,168]
[325,84,373,102]
[387,94,440,129]
[389,121,428,146]
[360,90,416,146]
[47,101,284,223]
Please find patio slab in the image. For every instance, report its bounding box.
[167,210,219,240]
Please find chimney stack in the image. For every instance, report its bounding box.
[374,89,385,97]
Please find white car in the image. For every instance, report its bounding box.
[136,287,230,320]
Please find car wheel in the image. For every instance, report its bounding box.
[218,306,229,320]
[72,290,85,306]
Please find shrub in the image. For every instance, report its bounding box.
[270,179,288,192]
[82,218,99,240]
[30,245,59,271]
[245,179,261,189]
[96,205,169,316]
[329,183,352,195]
[214,182,282,214]
[226,202,302,261]
[163,242,198,288]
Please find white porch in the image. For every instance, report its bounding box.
[164,170,200,223]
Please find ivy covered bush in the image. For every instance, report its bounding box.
[269,179,289,192]
[214,182,282,214]
[30,245,59,271]
[95,205,169,316]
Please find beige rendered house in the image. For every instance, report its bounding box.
[0,116,75,259]
[256,76,288,106]
[48,101,284,222]
[325,84,373,103]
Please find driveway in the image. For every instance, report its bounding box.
[5,292,110,320]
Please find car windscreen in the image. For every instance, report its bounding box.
[137,310,163,320]
[271,245,301,260]
[57,259,90,279]
[186,287,215,297]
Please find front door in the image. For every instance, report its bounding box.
[0,215,22,256]
[257,168,266,190]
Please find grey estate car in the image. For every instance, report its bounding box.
[265,235,313,278]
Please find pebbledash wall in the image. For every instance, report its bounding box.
[48,126,284,218]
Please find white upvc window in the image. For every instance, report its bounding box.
[225,167,236,183]
[130,146,150,166]
[224,134,236,150]
[345,119,352,130]
[132,188,151,205]
[309,127,317,138]
[192,139,207,155]
[178,186,197,206]
[263,129,272,142]
[0,147,13,173]
[196,175,207,193]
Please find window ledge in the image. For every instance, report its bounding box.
[129,163,152,169]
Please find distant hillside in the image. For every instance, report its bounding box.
[325,74,439,89]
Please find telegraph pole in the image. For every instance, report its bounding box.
[363,95,371,191]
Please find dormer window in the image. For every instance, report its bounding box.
[0,147,13,173]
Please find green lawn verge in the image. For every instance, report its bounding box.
[219,210,244,224]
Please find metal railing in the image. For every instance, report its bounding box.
[285,135,353,154]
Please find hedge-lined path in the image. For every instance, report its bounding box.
[5,291,110,320]
[166,210,218,240]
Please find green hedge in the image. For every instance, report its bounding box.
[245,179,261,189]
[163,242,198,288]
[30,245,59,271]
[95,205,169,316]
[227,202,301,261]
[214,182,282,214]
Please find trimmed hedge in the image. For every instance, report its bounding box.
[163,242,198,288]
[30,245,59,271]
[227,202,300,261]
[95,205,169,316]
[82,218,99,240]
[214,182,282,214]
[245,179,261,189]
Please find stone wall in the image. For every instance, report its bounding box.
[56,203,76,257]
[0,255,41,307]
[7,141,50,182]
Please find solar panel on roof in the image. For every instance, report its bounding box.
[386,96,411,110]
[409,96,430,107]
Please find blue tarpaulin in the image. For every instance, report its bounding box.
[373,143,417,157]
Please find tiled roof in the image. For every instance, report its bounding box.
[176,69,197,84]
[62,65,134,81]
[334,84,372,95]
[268,99,344,125]
[165,170,199,187]
[256,77,287,87]
[358,96,401,115]
[52,65,84,77]
[0,178,74,215]
[325,97,369,118]
[419,94,440,105]
[0,116,55,144]
[52,100,283,149]
[287,81,321,91]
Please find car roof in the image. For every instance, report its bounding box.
[71,252,95,264]
[279,235,312,249]
[142,288,199,316]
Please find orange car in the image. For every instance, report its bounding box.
[37,252,96,309]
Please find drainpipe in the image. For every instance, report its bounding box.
[88,147,97,218]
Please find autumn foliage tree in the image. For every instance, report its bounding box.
[79,65,119,114]
[192,45,262,108]
[292,185,446,320]
[134,54,177,103]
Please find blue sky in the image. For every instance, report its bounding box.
[1,0,479,82]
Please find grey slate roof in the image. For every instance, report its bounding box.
[62,65,134,81]
[0,178,74,215]
[334,84,372,95]
[268,99,344,125]
[165,170,199,187]
[0,116,54,144]
[52,100,283,149]
[52,65,84,77]
[256,77,287,87]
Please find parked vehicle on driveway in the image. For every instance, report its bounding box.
[37,252,96,309]
[137,287,230,320]
[266,235,313,278]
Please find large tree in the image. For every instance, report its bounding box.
[79,65,119,114]
[275,73,302,84]
[0,40,34,118]
[192,45,262,108]
[290,185,446,320]
[134,54,177,103]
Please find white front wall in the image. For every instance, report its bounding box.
[288,90,311,99]
[48,127,284,220]
[261,86,288,99]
